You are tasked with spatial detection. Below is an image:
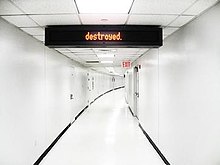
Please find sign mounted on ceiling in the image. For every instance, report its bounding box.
[45,25,162,48]
[85,32,122,41]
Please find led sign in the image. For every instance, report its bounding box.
[45,25,162,48]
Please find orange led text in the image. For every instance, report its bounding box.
[85,32,122,41]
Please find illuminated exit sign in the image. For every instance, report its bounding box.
[45,25,162,48]
[122,60,131,68]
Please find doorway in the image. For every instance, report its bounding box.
[133,66,139,118]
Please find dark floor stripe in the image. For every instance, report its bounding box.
[139,123,171,165]
[90,86,125,106]
[33,123,71,165]
[128,106,135,117]
[75,105,89,121]
[33,86,125,164]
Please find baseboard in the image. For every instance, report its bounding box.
[74,105,89,121]
[128,106,135,117]
[138,123,171,165]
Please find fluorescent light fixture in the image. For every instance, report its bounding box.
[75,0,133,14]
[97,54,115,58]
[100,61,113,64]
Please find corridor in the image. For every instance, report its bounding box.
[1,0,220,164]
[40,88,164,165]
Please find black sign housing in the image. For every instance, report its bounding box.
[45,25,162,48]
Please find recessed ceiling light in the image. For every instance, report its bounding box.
[101,18,108,22]
[100,61,113,64]
[97,54,115,58]
[75,0,133,14]
[86,61,100,64]
[111,49,117,52]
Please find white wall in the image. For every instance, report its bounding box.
[125,69,134,111]
[0,17,124,165]
[137,49,160,144]
[125,2,220,165]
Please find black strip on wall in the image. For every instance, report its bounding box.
[139,123,171,165]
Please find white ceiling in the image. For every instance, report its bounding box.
[0,0,219,75]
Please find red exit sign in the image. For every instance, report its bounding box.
[122,60,131,68]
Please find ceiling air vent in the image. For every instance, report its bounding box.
[86,61,100,64]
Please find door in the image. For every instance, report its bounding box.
[133,66,139,118]
[70,67,75,122]
[87,72,91,104]
[112,76,115,90]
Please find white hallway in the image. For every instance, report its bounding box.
[40,88,164,165]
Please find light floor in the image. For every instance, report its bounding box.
[40,88,164,165]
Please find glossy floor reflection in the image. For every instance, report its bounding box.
[40,88,164,165]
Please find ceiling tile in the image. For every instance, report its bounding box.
[2,15,38,27]
[77,54,97,58]
[79,56,99,61]
[115,58,134,63]
[55,48,71,52]
[29,14,80,26]
[62,52,77,57]
[62,52,75,56]
[20,27,44,35]
[62,52,84,62]
[120,55,138,58]
[11,0,77,14]
[33,35,44,42]
[127,14,177,26]
[131,0,195,14]
[93,48,117,53]
[80,14,128,24]
[116,55,138,59]
[137,48,149,54]
[163,27,179,35]
[0,0,23,15]
[98,57,115,61]
[74,53,96,56]
[169,15,195,27]
[75,0,133,14]
[116,48,140,53]
[115,54,137,58]
[183,0,219,15]
[115,54,138,57]
[69,48,93,53]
